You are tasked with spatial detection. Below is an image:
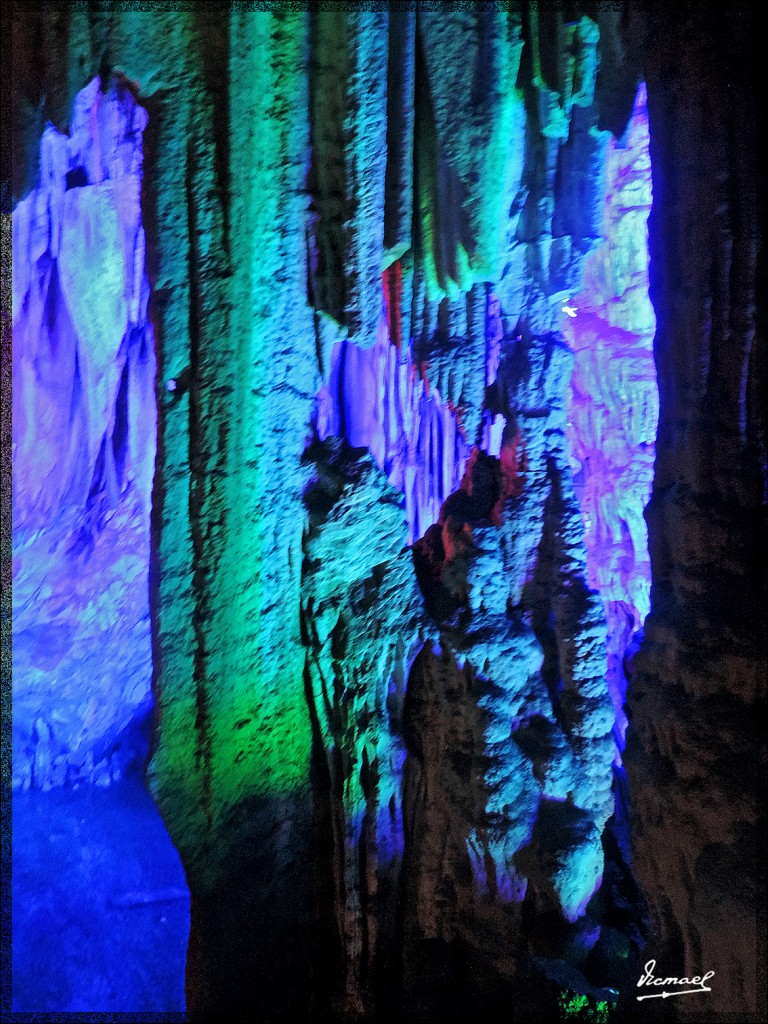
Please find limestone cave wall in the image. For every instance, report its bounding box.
[8,3,765,1021]
[622,6,766,1020]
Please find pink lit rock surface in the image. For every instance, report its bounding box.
[12,78,156,789]
[563,84,657,743]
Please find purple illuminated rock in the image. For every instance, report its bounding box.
[308,12,618,991]
[12,77,156,789]
[315,314,471,545]
[563,84,656,744]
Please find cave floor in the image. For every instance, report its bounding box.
[11,769,189,1013]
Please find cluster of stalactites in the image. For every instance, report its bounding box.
[306,9,619,941]
[312,7,615,546]
[12,75,156,534]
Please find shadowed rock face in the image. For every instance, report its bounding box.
[621,7,766,1020]
[10,4,765,1021]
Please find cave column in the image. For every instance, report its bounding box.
[94,8,319,1018]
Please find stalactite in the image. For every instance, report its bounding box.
[10,3,764,1020]
[383,10,415,267]
[416,7,525,295]
[309,9,389,346]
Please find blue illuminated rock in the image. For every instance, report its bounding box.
[12,77,156,789]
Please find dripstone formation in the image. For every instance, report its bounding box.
[9,4,765,1021]
[12,78,156,790]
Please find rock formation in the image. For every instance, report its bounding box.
[9,3,765,1022]
[622,7,766,1020]
[564,82,657,747]
[12,76,156,790]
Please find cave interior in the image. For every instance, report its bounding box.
[7,3,766,1022]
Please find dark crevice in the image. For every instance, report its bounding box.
[185,139,213,833]
[112,356,130,486]
[190,7,231,261]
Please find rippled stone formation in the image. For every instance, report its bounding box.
[12,76,156,790]
[564,83,657,745]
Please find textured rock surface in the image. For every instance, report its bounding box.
[309,10,389,345]
[623,7,766,1020]
[12,76,156,789]
[10,3,766,1021]
[13,9,318,1018]
[564,83,657,745]
[400,325,616,1007]
[9,7,621,1018]
[302,438,425,1016]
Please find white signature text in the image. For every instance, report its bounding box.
[636,959,715,1001]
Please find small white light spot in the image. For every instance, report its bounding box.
[562,303,578,318]
[166,378,177,392]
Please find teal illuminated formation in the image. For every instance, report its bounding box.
[9,5,765,1022]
